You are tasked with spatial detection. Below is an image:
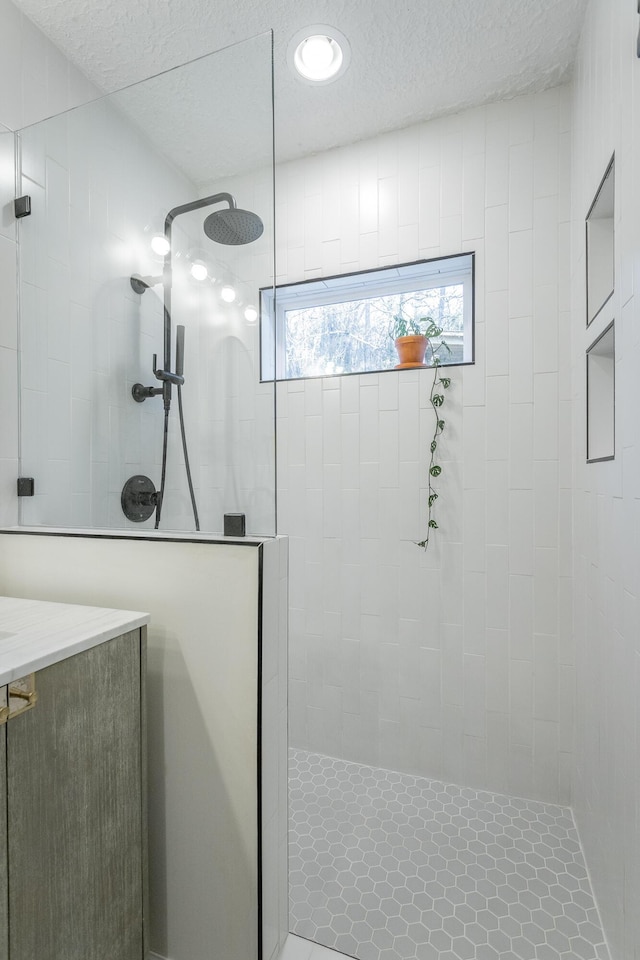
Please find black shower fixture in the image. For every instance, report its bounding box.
[127,191,264,532]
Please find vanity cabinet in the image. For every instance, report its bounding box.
[0,602,148,960]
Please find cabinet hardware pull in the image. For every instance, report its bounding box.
[7,674,38,720]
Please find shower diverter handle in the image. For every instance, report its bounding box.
[152,354,184,386]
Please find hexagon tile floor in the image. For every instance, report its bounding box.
[289,749,611,960]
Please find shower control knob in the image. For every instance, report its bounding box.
[121,475,158,522]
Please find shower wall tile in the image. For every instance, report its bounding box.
[276,86,573,803]
[12,45,278,535]
[570,0,640,955]
[0,4,100,528]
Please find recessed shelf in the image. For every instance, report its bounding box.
[586,156,614,326]
[586,321,615,462]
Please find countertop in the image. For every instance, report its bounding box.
[0,596,150,685]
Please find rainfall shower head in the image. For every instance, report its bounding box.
[162,191,263,247]
[203,206,264,245]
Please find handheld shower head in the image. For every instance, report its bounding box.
[203,206,264,245]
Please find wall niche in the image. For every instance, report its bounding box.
[586,321,615,462]
[585,156,614,326]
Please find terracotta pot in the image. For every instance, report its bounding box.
[394,334,428,369]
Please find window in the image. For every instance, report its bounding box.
[260,253,474,381]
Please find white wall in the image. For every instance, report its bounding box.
[570,1,640,957]
[0,0,97,530]
[0,531,288,960]
[16,101,197,531]
[15,71,276,536]
[276,88,574,804]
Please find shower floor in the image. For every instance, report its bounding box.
[289,749,610,960]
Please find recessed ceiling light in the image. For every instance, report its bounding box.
[288,25,350,85]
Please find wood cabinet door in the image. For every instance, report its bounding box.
[6,631,144,960]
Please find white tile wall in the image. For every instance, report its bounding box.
[0,0,99,529]
[570,0,640,957]
[0,0,92,525]
[277,88,573,805]
[11,41,275,535]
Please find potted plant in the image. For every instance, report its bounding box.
[389,314,445,368]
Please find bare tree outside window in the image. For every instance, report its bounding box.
[284,285,463,378]
[260,254,474,381]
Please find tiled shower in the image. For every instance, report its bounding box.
[276,1,639,957]
[0,0,638,959]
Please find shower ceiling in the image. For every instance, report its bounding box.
[13,0,587,181]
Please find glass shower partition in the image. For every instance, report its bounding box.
[16,33,275,536]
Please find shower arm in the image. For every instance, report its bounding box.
[158,192,237,398]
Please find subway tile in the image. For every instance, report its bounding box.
[463,570,486,655]
[0,458,18,525]
[463,487,485,572]
[0,345,18,459]
[534,546,559,636]
[0,235,17,351]
[509,574,534,660]
[533,122,560,200]
[508,316,533,403]
[440,214,462,253]
[485,627,509,714]
[464,734,487,787]
[534,460,560,548]
[533,719,559,801]
[378,176,398,259]
[442,623,464,706]
[440,126,463,219]
[485,375,508,461]
[532,283,559,374]
[509,741,534,800]
[509,142,534,232]
[359,172,378,236]
[508,230,533,318]
[418,167,440,249]
[0,131,16,241]
[397,222,420,262]
[533,372,559,461]
[533,633,559,722]
[486,545,509,629]
[46,358,71,461]
[463,653,486,737]
[442,703,464,785]
[484,204,508,293]
[484,102,510,207]
[462,321,486,406]
[485,291,509,377]
[509,95,534,146]
[0,0,23,129]
[510,658,533,746]
[397,147,419,228]
[486,459,509,545]
[533,195,559,287]
[509,404,534,495]
[486,710,509,793]
[509,489,534,576]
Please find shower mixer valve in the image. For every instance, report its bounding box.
[131,353,184,403]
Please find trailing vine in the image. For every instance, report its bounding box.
[388,309,453,549]
[416,356,451,550]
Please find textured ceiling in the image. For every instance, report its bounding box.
[14,0,588,183]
